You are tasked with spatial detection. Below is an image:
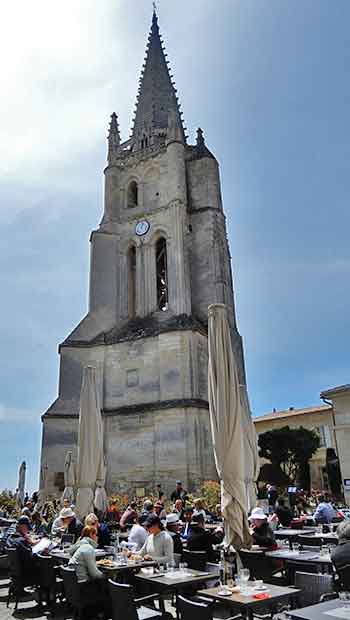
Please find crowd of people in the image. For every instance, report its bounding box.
[1,480,350,612]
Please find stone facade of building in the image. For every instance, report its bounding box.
[320,385,350,505]
[40,11,247,496]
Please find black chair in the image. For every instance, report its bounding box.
[177,594,214,620]
[284,559,318,585]
[335,563,350,591]
[294,571,334,607]
[6,547,37,610]
[297,536,323,548]
[239,550,282,583]
[36,553,63,611]
[182,550,207,571]
[108,580,172,620]
[60,566,97,620]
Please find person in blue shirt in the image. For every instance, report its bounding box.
[313,493,336,524]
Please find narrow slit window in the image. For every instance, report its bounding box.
[156,237,168,311]
[127,181,138,208]
[128,246,136,318]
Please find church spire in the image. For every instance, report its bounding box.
[107,112,120,162]
[131,10,185,150]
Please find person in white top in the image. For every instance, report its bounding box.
[139,515,174,564]
[128,514,149,551]
[193,498,206,520]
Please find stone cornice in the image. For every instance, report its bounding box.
[42,398,209,420]
[60,314,208,350]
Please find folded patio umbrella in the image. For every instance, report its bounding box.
[16,461,26,508]
[61,450,75,505]
[75,366,105,519]
[208,303,252,550]
[240,386,260,512]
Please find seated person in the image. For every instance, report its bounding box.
[249,507,276,548]
[331,521,350,572]
[119,501,138,530]
[154,501,167,520]
[68,526,108,615]
[166,513,183,555]
[214,504,223,522]
[180,506,193,540]
[84,513,111,548]
[173,499,184,520]
[128,514,149,551]
[313,493,336,524]
[193,498,206,520]
[274,497,293,527]
[7,516,38,583]
[139,514,174,564]
[104,499,120,524]
[140,500,154,518]
[187,514,218,561]
[51,507,83,541]
[31,511,49,536]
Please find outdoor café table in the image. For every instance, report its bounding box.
[275,529,316,541]
[135,567,219,591]
[49,547,108,563]
[97,559,157,583]
[287,597,349,620]
[198,583,300,620]
[266,549,334,574]
[305,532,339,544]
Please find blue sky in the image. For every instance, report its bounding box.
[1,0,349,492]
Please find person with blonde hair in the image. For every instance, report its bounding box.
[68,525,108,615]
[84,512,111,548]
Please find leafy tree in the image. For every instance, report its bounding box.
[258,426,320,485]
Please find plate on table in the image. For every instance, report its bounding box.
[217,589,232,596]
[253,585,268,591]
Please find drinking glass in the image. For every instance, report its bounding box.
[239,568,250,584]
[292,543,299,553]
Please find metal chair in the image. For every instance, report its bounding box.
[335,563,350,591]
[297,536,323,548]
[294,571,334,607]
[239,550,282,583]
[108,580,172,620]
[6,547,37,610]
[177,594,214,620]
[284,559,318,584]
[36,553,63,611]
[60,566,99,620]
[182,549,207,571]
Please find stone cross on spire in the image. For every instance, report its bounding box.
[107,112,120,162]
[131,10,185,150]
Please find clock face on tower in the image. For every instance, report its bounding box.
[135,220,150,236]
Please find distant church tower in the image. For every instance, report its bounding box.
[41,11,247,495]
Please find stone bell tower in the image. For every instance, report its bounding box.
[40,10,247,496]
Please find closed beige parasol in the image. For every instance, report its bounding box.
[208,303,252,550]
[75,366,106,519]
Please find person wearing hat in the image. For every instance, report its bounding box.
[51,507,83,541]
[7,516,38,584]
[139,514,174,564]
[170,481,188,503]
[249,507,276,548]
[166,513,183,555]
[128,514,149,551]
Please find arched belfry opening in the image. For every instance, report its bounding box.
[156,237,168,311]
[128,245,136,318]
[127,181,138,208]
